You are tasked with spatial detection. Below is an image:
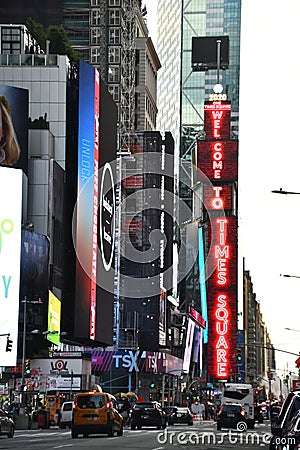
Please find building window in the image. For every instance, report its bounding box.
[1,27,21,54]
[109,0,120,6]
[91,10,101,26]
[91,48,101,64]
[91,28,101,45]
[108,66,120,83]
[109,28,121,45]
[91,0,100,5]
[108,46,120,64]
[108,85,120,102]
[109,9,121,26]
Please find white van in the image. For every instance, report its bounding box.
[60,401,74,429]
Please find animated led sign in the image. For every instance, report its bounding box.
[197,140,238,182]
[206,216,237,379]
[204,101,231,140]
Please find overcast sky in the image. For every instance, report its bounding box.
[144,0,300,379]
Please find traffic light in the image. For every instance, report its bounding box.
[237,373,242,382]
[25,359,31,374]
[179,372,185,380]
[5,337,13,352]
[237,348,242,362]
[150,383,156,388]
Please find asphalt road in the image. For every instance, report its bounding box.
[0,421,273,450]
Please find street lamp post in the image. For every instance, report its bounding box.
[20,296,27,408]
[272,188,300,195]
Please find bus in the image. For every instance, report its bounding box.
[221,383,255,428]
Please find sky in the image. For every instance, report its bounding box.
[144,0,300,380]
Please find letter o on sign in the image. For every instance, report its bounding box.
[54,360,65,371]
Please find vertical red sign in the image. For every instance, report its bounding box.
[198,99,238,381]
[206,216,237,379]
[204,101,231,140]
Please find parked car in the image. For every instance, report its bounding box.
[130,402,167,430]
[0,409,14,438]
[168,407,193,426]
[60,401,74,429]
[216,403,248,431]
[71,391,123,438]
[270,391,300,450]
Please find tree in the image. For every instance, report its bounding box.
[47,25,80,61]
[25,18,80,62]
[26,17,47,50]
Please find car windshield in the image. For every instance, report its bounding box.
[223,405,241,413]
[77,395,105,409]
[134,403,156,409]
[177,408,189,413]
[63,403,73,411]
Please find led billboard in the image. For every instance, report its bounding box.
[206,216,237,380]
[0,167,22,366]
[192,36,229,71]
[182,318,195,373]
[197,140,238,181]
[204,101,231,140]
[203,184,233,211]
[75,61,100,341]
[47,291,61,345]
[0,84,29,175]
[199,227,208,344]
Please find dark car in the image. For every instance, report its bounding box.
[254,404,264,423]
[217,403,247,431]
[168,407,193,426]
[0,409,14,438]
[270,391,300,450]
[130,402,167,430]
[276,408,300,450]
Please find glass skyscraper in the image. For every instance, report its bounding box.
[156,0,241,326]
[157,0,241,159]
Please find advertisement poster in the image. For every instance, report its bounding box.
[0,167,23,365]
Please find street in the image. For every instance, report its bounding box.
[0,421,273,450]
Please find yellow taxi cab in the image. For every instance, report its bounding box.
[71,390,124,438]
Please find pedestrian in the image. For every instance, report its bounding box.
[54,409,60,427]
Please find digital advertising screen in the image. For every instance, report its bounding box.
[47,291,61,346]
[197,140,238,181]
[204,101,231,140]
[199,227,208,344]
[206,216,237,380]
[0,167,23,366]
[203,184,233,211]
[182,318,195,373]
[75,61,100,341]
[0,84,29,175]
